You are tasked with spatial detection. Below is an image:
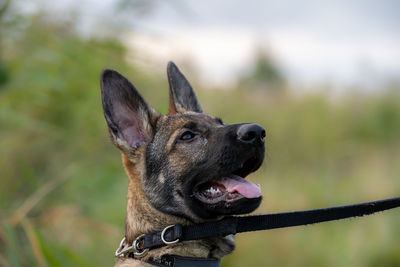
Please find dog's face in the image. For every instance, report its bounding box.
[101,62,265,221]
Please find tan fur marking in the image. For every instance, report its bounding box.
[168,97,178,114]
[166,130,180,154]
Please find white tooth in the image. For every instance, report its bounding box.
[207,187,221,196]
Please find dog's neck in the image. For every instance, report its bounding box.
[121,153,235,263]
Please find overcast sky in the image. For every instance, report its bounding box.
[33,0,400,89]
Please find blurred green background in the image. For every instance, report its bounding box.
[1,1,400,266]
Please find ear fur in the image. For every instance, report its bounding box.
[167,62,203,114]
[100,69,160,151]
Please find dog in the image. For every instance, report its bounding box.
[100,62,266,266]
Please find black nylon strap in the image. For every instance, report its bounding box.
[142,197,400,251]
[236,196,400,232]
[143,217,238,250]
[148,255,221,267]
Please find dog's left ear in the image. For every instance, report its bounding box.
[100,69,160,151]
[167,61,203,114]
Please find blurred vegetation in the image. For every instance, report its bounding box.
[1,3,400,267]
[239,50,285,92]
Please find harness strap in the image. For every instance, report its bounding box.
[141,197,400,251]
[148,255,221,267]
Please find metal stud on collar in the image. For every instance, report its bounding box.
[161,225,180,245]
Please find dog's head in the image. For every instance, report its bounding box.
[101,62,265,221]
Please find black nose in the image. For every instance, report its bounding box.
[237,123,266,144]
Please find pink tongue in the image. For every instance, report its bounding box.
[219,175,261,198]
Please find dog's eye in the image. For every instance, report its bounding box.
[180,131,196,141]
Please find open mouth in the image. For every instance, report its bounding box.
[193,157,262,204]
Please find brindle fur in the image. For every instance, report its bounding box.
[100,62,265,266]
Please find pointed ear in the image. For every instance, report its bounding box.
[167,61,203,114]
[100,69,160,151]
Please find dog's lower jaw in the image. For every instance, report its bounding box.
[117,154,235,266]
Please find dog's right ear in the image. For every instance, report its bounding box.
[100,69,160,151]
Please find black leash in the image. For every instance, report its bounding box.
[138,197,400,252]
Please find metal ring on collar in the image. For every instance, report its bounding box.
[133,234,149,257]
[161,225,180,245]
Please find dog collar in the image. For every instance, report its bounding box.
[115,197,400,263]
